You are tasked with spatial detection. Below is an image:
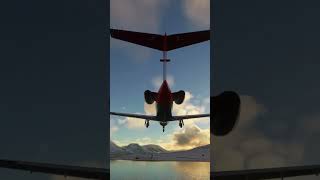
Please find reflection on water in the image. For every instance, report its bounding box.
[110,160,210,180]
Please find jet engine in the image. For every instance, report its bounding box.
[144,90,157,104]
[211,91,241,136]
[173,90,185,105]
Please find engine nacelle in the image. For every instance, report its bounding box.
[211,91,241,136]
[144,90,157,104]
[173,90,185,105]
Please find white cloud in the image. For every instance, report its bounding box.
[151,74,175,89]
[125,117,146,129]
[110,126,119,135]
[110,0,169,33]
[182,0,210,29]
[110,118,119,136]
[172,91,209,126]
[173,124,210,148]
[110,0,170,62]
[152,123,209,151]
[111,113,147,130]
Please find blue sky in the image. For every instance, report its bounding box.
[110,0,210,150]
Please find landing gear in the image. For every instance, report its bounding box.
[145,120,150,128]
[160,121,168,132]
[179,120,184,128]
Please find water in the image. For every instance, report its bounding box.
[110,160,210,180]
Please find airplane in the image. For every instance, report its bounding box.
[1,29,320,180]
[109,28,211,132]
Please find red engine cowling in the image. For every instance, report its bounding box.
[144,90,157,104]
[173,90,185,105]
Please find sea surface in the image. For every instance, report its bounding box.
[110,160,210,180]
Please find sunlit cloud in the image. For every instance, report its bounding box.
[111,126,119,135]
[120,113,146,129]
[173,124,210,149]
[151,74,175,89]
[110,0,169,33]
[150,124,210,151]
[182,0,210,29]
[110,0,170,62]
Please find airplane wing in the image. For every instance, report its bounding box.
[213,165,320,179]
[110,112,158,121]
[0,159,108,179]
[171,114,210,120]
[110,29,210,51]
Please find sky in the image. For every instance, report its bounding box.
[212,0,320,179]
[1,0,320,180]
[110,0,210,151]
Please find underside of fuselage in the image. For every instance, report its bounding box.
[156,80,173,132]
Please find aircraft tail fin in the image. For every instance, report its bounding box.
[110,29,210,51]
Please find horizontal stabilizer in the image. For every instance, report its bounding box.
[110,29,210,51]
[166,30,210,51]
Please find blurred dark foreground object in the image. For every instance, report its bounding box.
[211,91,241,136]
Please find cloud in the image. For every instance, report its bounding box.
[110,0,169,33]
[151,74,175,89]
[111,115,146,131]
[211,95,304,171]
[173,124,210,147]
[110,0,169,62]
[172,91,209,126]
[110,126,119,135]
[236,95,267,129]
[130,137,153,145]
[110,118,119,136]
[182,0,210,29]
[211,95,320,180]
[125,117,146,129]
[155,124,209,151]
[121,114,146,129]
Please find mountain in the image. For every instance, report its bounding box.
[110,141,209,161]
[110,141,124,153]
[123,143,146,154]
[142,144,168,153]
